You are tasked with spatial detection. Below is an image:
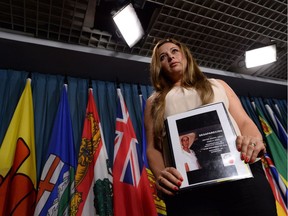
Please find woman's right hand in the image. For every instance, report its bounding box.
[156,167,183,196]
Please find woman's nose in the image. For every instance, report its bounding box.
[167,53,174,61]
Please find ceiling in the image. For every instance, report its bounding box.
[0,0,287,82]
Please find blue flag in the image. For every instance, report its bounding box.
[140,96,149,167]
[274,112,287,150]
[139,95,167,216]
[34,85,77,216]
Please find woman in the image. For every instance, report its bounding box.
[144,38,277,215]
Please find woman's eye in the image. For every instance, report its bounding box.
[172,48,178,53]
[160,55,167,61]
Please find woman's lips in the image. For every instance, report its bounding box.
[170,62,179,67]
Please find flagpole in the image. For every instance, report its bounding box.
[64,75,68,91]
[138,83,143,111]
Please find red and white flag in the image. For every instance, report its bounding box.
[113,88,157,216]
[71,88,113,216]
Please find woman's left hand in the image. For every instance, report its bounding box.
[236,136,266,163]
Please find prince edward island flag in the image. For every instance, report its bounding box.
[34,85,77,216]
[71,88,113,216]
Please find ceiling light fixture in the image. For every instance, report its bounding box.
[245,44,277,68]
[112,3,144,48]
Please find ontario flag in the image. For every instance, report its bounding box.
[113,88,157,216]
[34,85,77,216]
[71,88,113,216]
[0,78,37,215]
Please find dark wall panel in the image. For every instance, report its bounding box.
[0,38,286,99]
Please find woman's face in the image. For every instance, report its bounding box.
[157,42,187,84]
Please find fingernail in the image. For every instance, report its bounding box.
[174,186,179,191]
[241,153,245,160]
[250,158,254,163]
[245,156,250,163]
[179,177,183,181]
[178,181,182,186]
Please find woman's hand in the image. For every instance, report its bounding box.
[156,167,183,196]
[236,135,266,163]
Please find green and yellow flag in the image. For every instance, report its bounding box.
[256,106,287,182]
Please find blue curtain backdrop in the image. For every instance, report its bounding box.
[0,69,153,181]
[0,69,286,182]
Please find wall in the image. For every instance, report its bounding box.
[0,34,286,99]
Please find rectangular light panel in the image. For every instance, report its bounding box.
[245,44,277,68]
[113,4,144,48]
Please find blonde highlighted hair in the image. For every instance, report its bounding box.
[150,38,214,149]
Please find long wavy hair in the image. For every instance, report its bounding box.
[150,38,214,149]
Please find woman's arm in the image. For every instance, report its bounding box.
[217,79,266,163]
[145,95,183,195]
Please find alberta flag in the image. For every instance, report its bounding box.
[34,85,77,216]
[113,88,157,216]
[71,88,113,216]
[0,79,37,215]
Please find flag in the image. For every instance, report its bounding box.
[34,85,77,216]
[254,103,288,214]
[113,88,157,216]
[71,88,113,216]
[265,103,287,149]
[274,114,288,149]
[0,79,37,215]
[264,103,279,133]
[262,155,287,216]
[254,104,287,182]
[139,94,148,167]
[140,95,167,216]
[273,101,287,130]
[264,153,287,205]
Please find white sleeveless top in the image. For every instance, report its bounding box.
[162,79,241,166]
[164,79,241,135]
